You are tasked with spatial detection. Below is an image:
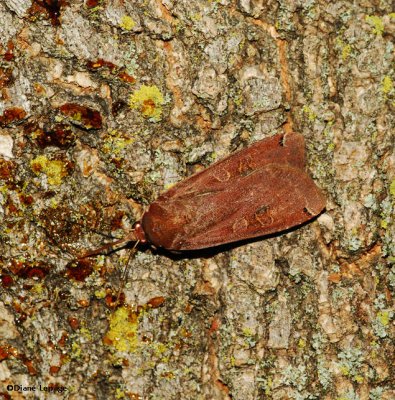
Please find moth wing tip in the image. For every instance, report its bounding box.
[304,192,326,216]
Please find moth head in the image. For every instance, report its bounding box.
[133,221,147,244]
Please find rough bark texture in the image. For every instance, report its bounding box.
[0,1,394,399]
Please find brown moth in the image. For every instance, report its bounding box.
[82,132,325,256]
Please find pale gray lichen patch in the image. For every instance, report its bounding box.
[241,71,282,115]
[267,294,291,349]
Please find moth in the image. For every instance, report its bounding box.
[82,132,325,256]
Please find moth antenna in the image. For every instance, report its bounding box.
[78,230,139,259]
[19,212,120,262]
[116,240,140,305]
[74,223,117,240]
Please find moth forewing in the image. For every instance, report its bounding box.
[142,161,325,251]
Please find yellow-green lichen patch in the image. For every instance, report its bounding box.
[365,15,384,36]
[102,130,135,155]
[115,388,127,399]
[152,342,168,357]
[129,85,165,122]
[94,289,106,299]
[233,89,243,107]
[373,310,392,338]
[354,375,364,383]
[298,338,306,349]
[120,15,136,31]
[103,307,139,353]
[190,13,202,22]
[79,327,92,341]
[380,219,388,229]
[242,327,254,337]
[71,342,82,359]
[389,179,395,197]
[341,44,351,60]
[263,377,272,395]
[381,75,393,95]
[31,283,44,295]
[339,365,350,376]
[327,142,335,152]
[302,105,317,122]
[377,310,390,326]
[30,155,68,185]
[336,38,352,61]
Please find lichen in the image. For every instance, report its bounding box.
[336,38,352,60]
[347,236,362,251]
[31,283,44,295]
[115,388,127,399]
[120,15,136,31]
[80,327,92,341]
[363,194,376,209]
[365,15,384,36]
[298,338,306,349]
[336,389,360,400]
[342,44,351,60]
[317,360,332,390]
[390,179,395,197]
[71,342,82,359]
[30,155,67,185]
[242,327,254,337]
[153,342,168,357]
[123,43,139,75]
[369,387,384,400]
[302,105,317,121]
[102,130,135,155]
[381,76,393,95]
[373,310,392,338]
[129,85,165,122]
[380,198,393,231]
[103,307,139,353]
[281,364,308,391]
[337,348,364,382]
[94,289,106,299]
[257,376,272,395]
